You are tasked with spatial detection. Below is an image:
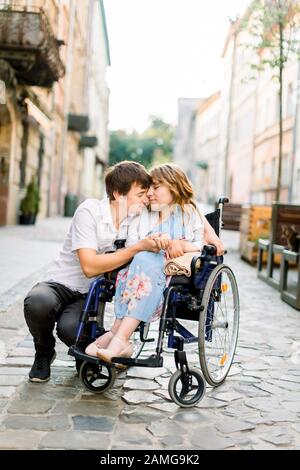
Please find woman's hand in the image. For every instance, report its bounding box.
[203,219,225,256]
[165,239,185,259]
[152,233,171,250]
[204,237,225,256]
[147,233,171,250]
[147,232,161,239]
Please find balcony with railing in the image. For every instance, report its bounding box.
[0,4,65,87]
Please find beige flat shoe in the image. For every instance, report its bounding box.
[85,331,114,356]
[96,336,133,363]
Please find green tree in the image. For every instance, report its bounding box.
[143,115,174,166]
[109,116,175,168]
[241,0,300,201]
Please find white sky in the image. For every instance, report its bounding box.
[104,0,250,131]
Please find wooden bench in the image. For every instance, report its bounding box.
[280,247,300,310]
[239,205,271,265]
[217,203,242,231]
[257,203,300,292]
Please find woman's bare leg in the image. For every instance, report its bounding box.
[85,319,123,355]
[100,317,140,357]
[114,317,140,343]
[110,319,122,334]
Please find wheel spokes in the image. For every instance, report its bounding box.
[200,266,239,384]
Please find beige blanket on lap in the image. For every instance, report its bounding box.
[163,252,202,277]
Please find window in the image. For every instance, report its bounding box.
[286,83,294,117]
[276,92,280,122]
[262,161,266,185]
[232,120,239,142]
[271,157,277,186]
[296,169,300,201]
[0,80,5,105]
[265,97,270,129]
[282,154,289,186]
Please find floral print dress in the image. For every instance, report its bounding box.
[114,206,203,324]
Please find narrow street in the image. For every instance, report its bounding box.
[0,219,299,450]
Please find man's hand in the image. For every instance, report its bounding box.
[136,238,160,253]
[166,239,185,259]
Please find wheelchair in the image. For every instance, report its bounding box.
[69,197,240,408]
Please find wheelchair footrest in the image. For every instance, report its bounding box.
[68,346,100,365]
[111,354,163,368]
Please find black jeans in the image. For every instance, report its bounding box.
[24,281,88,355]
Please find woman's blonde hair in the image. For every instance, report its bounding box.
[150,163,197,213]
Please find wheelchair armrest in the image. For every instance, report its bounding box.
[191,254,202,277]
[114,239,126,250]
[202,245,227,256]
[103,245,129,282]
[203,244,217,255]
[191,245,219,278]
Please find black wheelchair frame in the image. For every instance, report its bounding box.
[69,197,240,407]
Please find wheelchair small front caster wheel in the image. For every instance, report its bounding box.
[168,367,206,408]
[79,361,117,393]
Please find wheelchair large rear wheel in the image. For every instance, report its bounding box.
[199,264,239,386]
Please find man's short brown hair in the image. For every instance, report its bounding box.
[105,161,151,200]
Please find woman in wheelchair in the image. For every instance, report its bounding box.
[85,164,206,361]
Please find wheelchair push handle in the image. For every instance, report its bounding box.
[218,197,229,205]
[114,239,126,250]
[217,196,229,238]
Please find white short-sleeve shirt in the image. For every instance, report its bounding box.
[46,198,134,293]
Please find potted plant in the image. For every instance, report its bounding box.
[19,175,40,225]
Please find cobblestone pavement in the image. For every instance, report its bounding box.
[0,224,300,450]
[0,217,72,311]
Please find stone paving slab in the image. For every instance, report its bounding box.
[2,414,70,431]
[0,430,43,449]
[39,430,111,450]
[0,229,300,449]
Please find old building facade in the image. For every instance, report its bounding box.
[222,22,258,204]
[0,0,110,225]
[173,97,203,186]
[193,92,221,203]
[186,6,300,205]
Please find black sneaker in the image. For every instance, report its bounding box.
[29,351,56,383]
